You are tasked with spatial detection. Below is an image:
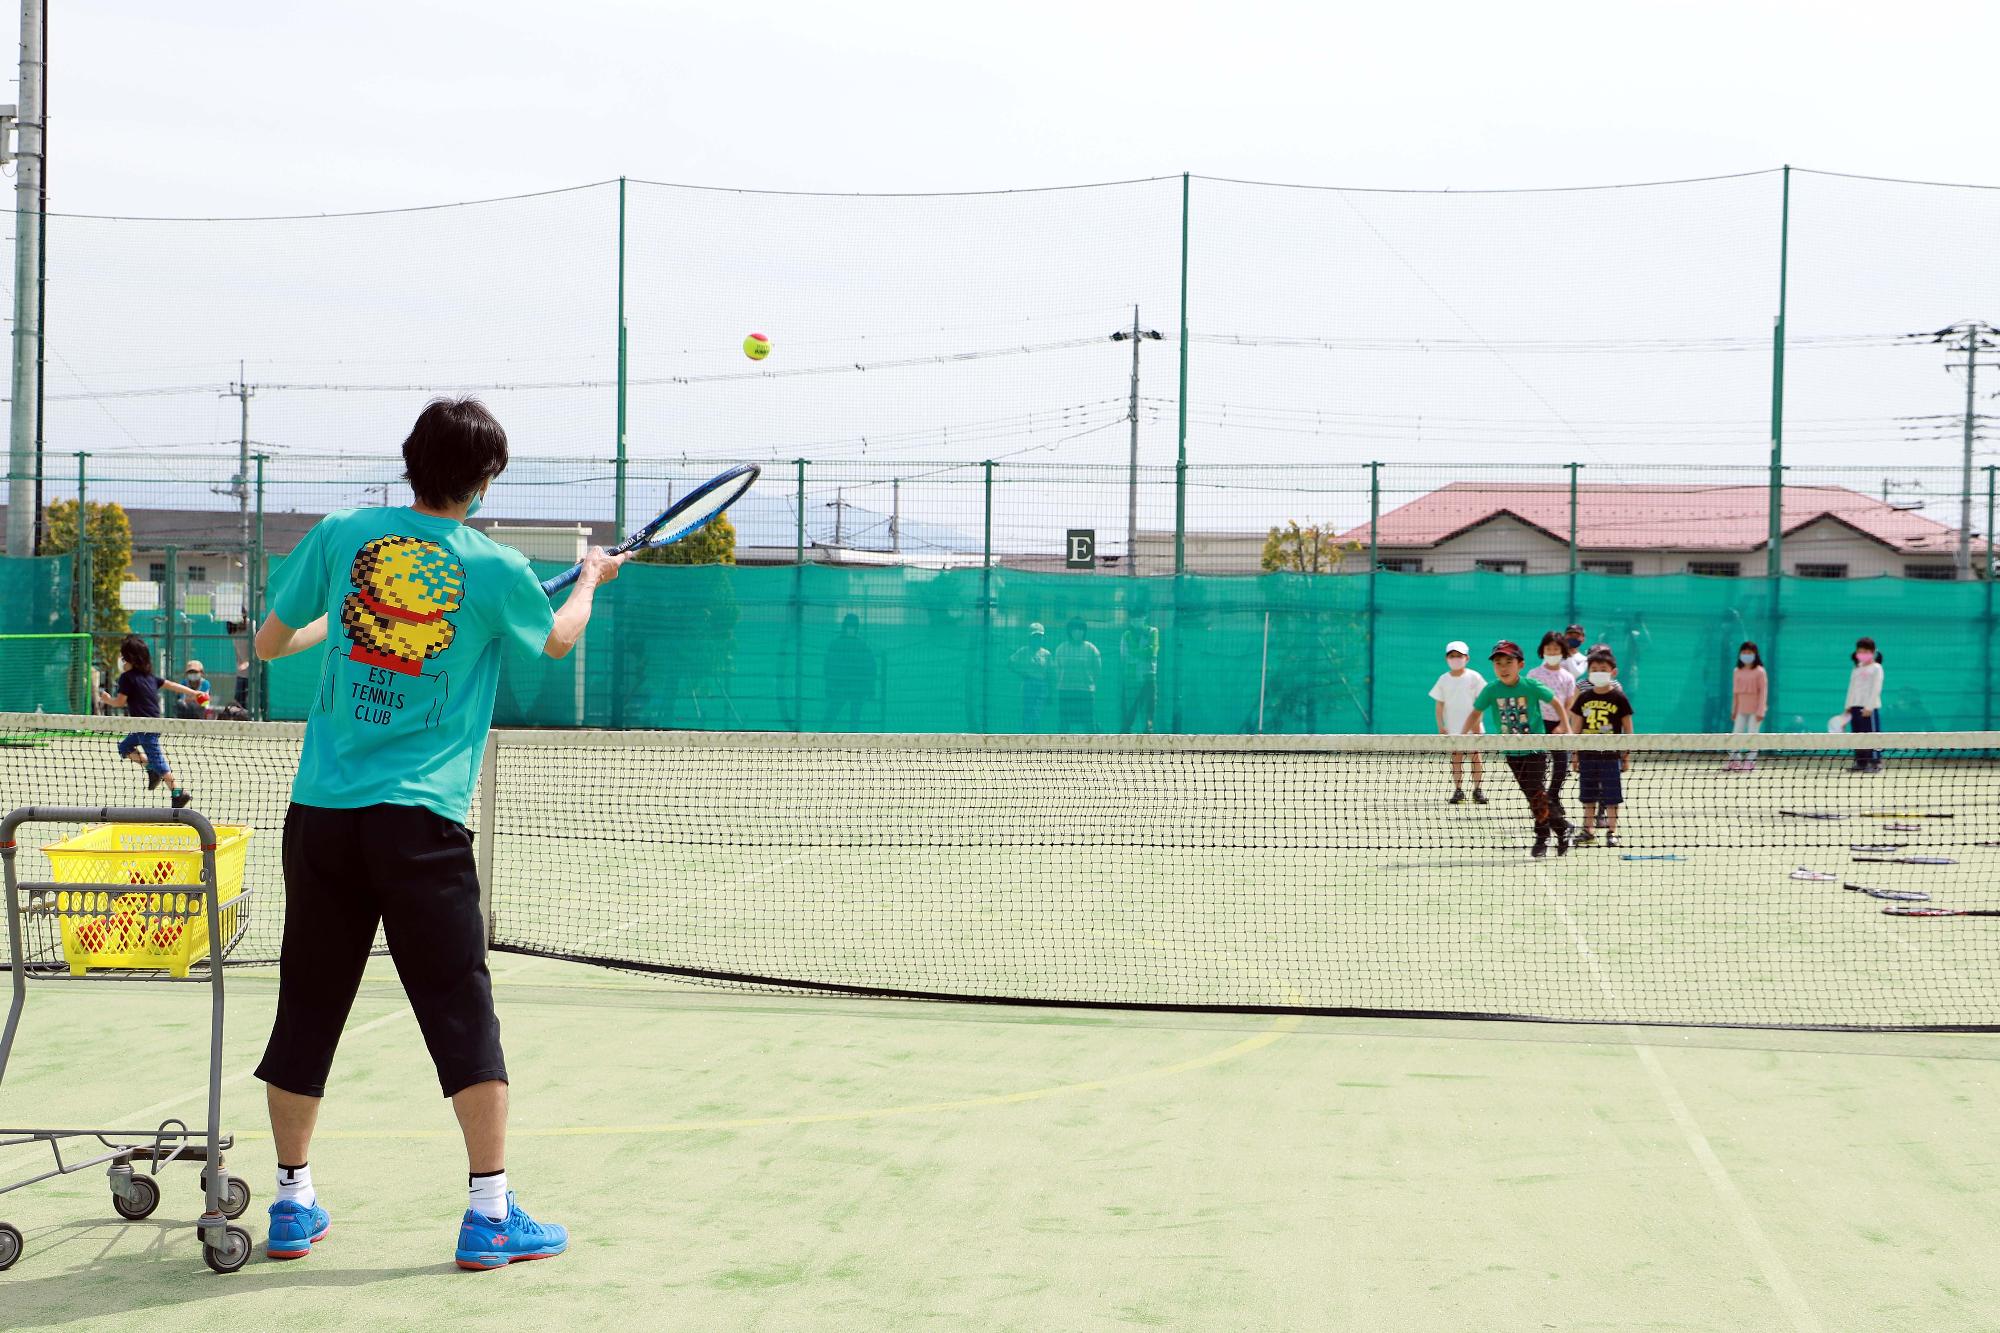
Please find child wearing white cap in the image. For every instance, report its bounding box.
[1428,640,1486,804]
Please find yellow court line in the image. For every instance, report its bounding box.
[244,1013,1302,1142]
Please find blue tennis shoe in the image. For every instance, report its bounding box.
[266,1198,331,1260]
[455,1193,568,1271]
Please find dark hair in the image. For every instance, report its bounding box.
[1537,630,1567,656]
[401,397,509,509]
[1587,646,1617,667]
[119,634,152,675]
[841,613,861,631]
[1737,640,1763,668]
[1852,635,1882,666]
[1067,617,1087,636]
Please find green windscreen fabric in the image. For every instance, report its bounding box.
[0,556,73,636]
[254,558,2000,735]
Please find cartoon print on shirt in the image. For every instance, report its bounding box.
[322,535,465,727]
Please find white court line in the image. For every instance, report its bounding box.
[1538,869,1822,1333]
[0,849,812,1178]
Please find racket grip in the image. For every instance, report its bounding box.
[540,563,584,597]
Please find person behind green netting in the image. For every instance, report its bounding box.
[1119,605,1160,733]
[1051,616,1101,732]
[823,612,877,729]
[1008,621,1052,732]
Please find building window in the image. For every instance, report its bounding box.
[147,562,165,583]
[1795,562,1848,580]
[185,563,208,583]
[1376,558,1423,573]
[1475,559,1526,575]
[1581,559,1633,575]
[1904,564,1957,581]
[1687,560,1740,577]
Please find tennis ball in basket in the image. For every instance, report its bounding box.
[743,332,771,361]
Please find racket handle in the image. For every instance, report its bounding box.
[540,563,584,597]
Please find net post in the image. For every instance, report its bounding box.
[475,734,499,942]
[1175,172,1189,578]
[1367,461,1380,732]
[614,177,629,544]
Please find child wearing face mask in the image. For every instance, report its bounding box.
[1846,635,1885,774]
[1429,640,1487,804]
[1568,647,1635,846]
[1727,641,1767,772]
[1526,630,1578,817]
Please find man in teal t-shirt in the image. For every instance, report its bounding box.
[250,398,623,1270]
[1465,639,1574,859]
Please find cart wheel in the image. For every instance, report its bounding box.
[202,1224,252,1274]
[219,1178,252,1221]
[113,1173,161,1220]
[0,1221,21,1271]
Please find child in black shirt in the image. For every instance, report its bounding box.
[1568,646,1635,847]
[95,634,207,808]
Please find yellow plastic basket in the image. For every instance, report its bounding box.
[40,823,252,977]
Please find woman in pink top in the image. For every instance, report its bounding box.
[1726,640,1768,772]
[1528,630,1580,812]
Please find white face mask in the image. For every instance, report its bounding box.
[1740,653,1755,666]
[1446,656,1467,670]
[1588,670,1612,688]
[1542,654,1563,668]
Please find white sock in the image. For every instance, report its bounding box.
[469,1170,508,1221]
[276,1162,315,1208]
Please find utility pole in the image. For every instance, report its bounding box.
[218,364,254,591]
[3,0,44,557]
[1109,307,1162,575]
[1926,322,2000,578]
[891,478,900,554]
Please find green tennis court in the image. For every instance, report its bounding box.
[5,716,2000,1328]
[3,964,2000,1329]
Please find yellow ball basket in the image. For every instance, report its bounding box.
[40,824,252,978]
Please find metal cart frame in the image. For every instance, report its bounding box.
[0,806,254,1274]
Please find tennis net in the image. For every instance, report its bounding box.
[4,713,1998,1030]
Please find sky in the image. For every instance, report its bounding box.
[26,0,2000,551]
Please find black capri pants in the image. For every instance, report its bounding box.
[255,803,506,1099]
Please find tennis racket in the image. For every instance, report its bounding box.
[1845,883,1930,902]
[1780,810,1848,821]
[1849,843,1906,852]
[1619,854,1684,862]
[1882,905,2000,918]
[1852,855,1957,865]
[540,463,761,596]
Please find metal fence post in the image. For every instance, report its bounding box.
[791,458,806,728]
[1766,166,1791,722]
[1175,171,1190,577]
[1367,461,1380,733]
[614,178,630,543]
[1566,461,1580,627]
[251,453,266,718]
[1987,465,1996,730]
[162,545,179,684]
[982,459,996,732]
[74,452,89,698]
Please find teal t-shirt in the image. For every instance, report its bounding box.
[267,507,556,823]
[1471,676,1557,755]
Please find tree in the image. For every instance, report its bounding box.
[40,499,132,666]
[632,512,736,568]
[1261,521,1362,574]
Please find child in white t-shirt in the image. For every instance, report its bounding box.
[1429,640,1487,804]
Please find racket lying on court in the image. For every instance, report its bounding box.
[1780,810,1848,821]
[1881,905,2000,918]
[1845,883,1930,902]
[1852,855,1957,865]
[540,463,761,596]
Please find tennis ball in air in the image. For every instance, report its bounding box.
[743,332,771,361]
